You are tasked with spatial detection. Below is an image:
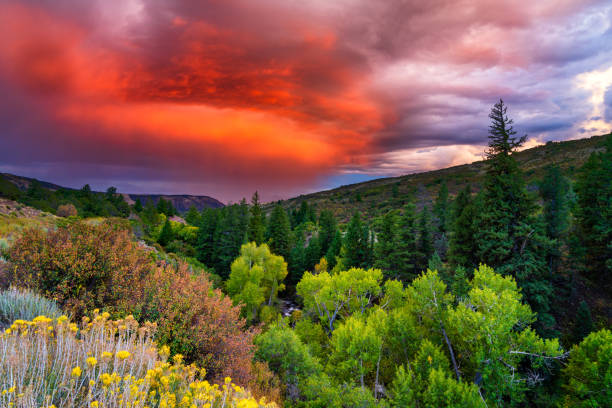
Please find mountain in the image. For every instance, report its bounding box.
[124,194,224,213]
[267,134,609,222]
[0,173,224,213]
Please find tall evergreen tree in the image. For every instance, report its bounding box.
[448,185,478,268]
[475,99,553,334]
[418,205,434,271]
[133,198,143,213]
[158,218,174,247]
[247,191,265,245]
[571,300,594,344]
[214,201,249,277]
[304,235,322,272]
[396,203,419,281]
[325,230,342,269]
[184,205,201,225]
[196,208,219,267]
[342,212,370,269]
[434,180,450,235]
[267,204,291,259]
[288,228,306,284]
[374,210,400,277]
[574,134,612,287]
[539,166,570,275]
[318,210,338,257]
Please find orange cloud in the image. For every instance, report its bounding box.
[0,1,388,199]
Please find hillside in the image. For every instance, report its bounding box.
[0,173,224,213]
[270,134,609,222]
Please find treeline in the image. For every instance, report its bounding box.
[186,101,611,341]
[0,179,132,218]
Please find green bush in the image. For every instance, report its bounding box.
[0,287,62,325]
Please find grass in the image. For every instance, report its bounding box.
[0,287,63,326]
[0,311,276,408]
[0,213,55,241]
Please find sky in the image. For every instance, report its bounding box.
[1,0,611,203]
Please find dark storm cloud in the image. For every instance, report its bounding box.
[0,0,611,200]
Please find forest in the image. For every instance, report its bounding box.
[0,100,610,407]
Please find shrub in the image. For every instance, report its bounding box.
[57,203,78,217]
[0,287,62,325]
[4,221,153,318]
[0,312,275,408]
[142,262,261,387]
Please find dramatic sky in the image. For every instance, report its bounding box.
[1,0,611,202]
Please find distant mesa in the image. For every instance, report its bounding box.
[0,173,224,214]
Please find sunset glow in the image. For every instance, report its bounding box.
[1,0,611,201]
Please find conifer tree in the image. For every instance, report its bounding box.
[158,218,174,246]
[288,230,306,284]
[196,208,219,267]
[448,185,478,268]
[213,202,249,277]
[396,203,419,281]
[247,191,265,245]
[133,198,143,213]
[184,205,201,225]
[572,300,594,344]
[475,99,553,334]
[539,166,570,275]
[433,180,450,236]
[267,204,291,259]
[374,210,400,277]
[342,212,370,269]
[305,235,322,272]
[418,205,434,271]
[325,230,343,269]
[318,210,338,258]
[574,134,612,286]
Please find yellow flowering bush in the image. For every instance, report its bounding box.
[0,311,276,408]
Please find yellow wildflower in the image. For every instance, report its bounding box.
[116,350,131,360]
[72,366,82,377]
[86,356,97,367]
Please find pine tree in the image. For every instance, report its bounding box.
[572,300,594,344]
[342,212,370,269]
[158,218,174,246]
[475,99,554,334]
[418,205,434,271]
[185,205,201,225]
[214,202,249,277]
[247,191,265,245]
[156,198,168,216]
[396,203,419,281]
[374,210,399,277]
[267,204,291,259]
[305,235,322,272]
[318,210,338,257]
[574,134,612,286]
[448,185,478,268]
[196,208,219,268]
[325,230,342,269]
[539,166,570,275]
[450,266,470,299]
[288,229,306,284]
[434,180,450,235]
[133,198,143,213]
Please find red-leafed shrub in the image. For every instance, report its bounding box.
[56,203,78,217]
[4,221,153,318]
[142,262,260,386]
